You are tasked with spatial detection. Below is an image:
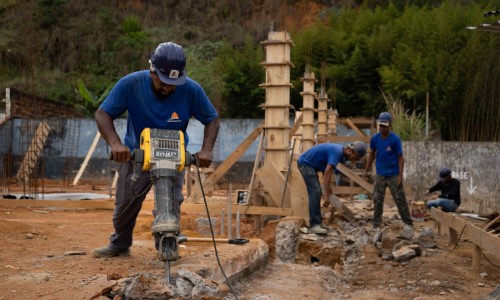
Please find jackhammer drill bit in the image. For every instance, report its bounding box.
[164,261,171,285]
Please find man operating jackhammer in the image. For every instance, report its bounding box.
[92,42,220,258]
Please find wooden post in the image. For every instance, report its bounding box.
[327,109,338,136]
[316,87,329,142]
[472,244,482,268]
[73,131,101,185]
[300,69,316,151]
[260,31,294,172]
[247,130,265,205]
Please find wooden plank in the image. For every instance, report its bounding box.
[0,199,114,210]
[336,164,373,193]
[254,163,288,208]
[204,122,263,186]
[288,157,310,224]
[318,136,370,143]
[190,123,264,202]
[483,215,500,230]
[0,199,293,217]
[332,186,366,195]
[178,203,292,217]
[336,163,396,206]
[289,113,303,137]
[338,117,373,128]
[345,118,367,138]
[431,208,500,263]
[247,130,265,205]
[73,131,101,185]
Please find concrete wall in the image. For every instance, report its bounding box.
[1,118,498,213]
[403,142,500,213]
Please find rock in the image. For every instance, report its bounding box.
[392,246,416,262]
[177,268,204,286]
[275,218,303,263]
[392,240,410,252]
[419,227,434,238]
[345,234,356,244]
[173,277,193,297]
[429,280,441,286]
[301,234,318,241]
[381,224,407,249]
[121,273,173,300]
[190,281,228,299]
[406,244,422,256]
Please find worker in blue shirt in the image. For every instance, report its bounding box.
[298,142,367,234]
[364,112,413,240]
[92,42,220,257]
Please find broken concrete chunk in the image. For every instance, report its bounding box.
[406,244,422,256]
[392,246,416,262]
[177,268,204,286]
[122,273,173,300]
[419,227,435,238]
[174,277,194,296]
[301,234,319,241]
[276,218,302,263]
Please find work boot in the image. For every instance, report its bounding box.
[320,223,329,229]
[399,224,415,240]
[91,246,130,258]
[309,224,328,235]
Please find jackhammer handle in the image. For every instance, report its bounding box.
[108,151,138,161]
[186,152,197,166]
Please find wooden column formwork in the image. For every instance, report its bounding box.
[327,109,338,135]
[299,70,316,151]
[260,31,294,172]
[316,88,329,141]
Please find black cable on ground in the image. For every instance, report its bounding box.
[194,157,239,300]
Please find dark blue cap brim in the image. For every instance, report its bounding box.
[156,69,187,85]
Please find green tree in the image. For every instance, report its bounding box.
[217,39,265,118]
[75,79,114,117]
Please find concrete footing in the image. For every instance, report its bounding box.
[111,239,268,299]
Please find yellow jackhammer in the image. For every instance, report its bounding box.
[130,128,195,284]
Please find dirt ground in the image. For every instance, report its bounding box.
[0,184,499,299]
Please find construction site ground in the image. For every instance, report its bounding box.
[1,182,499,300]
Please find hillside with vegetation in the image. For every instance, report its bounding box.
[0,0,499,141]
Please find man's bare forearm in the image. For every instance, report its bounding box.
[201,117,220,152]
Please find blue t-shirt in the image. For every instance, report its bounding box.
[100,70,218,150]
[297,143,345,173]
[369,132,403,177]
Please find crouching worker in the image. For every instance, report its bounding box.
[297,142,367,235]
[426,167,461,213]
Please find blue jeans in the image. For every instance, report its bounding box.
[427,198,458,212]
[298,162,322,227]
